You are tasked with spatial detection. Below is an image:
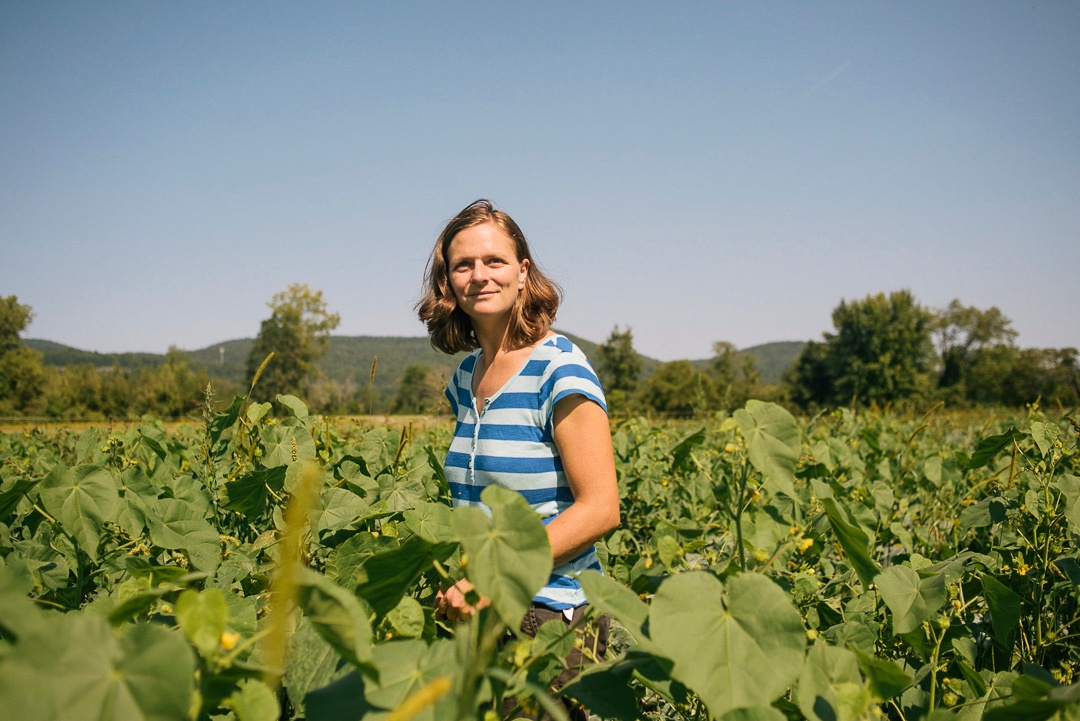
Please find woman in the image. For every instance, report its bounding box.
[417,198,619,711]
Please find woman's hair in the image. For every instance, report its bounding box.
[417,199,561,354]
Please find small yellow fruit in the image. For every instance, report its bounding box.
[220,631,241,650]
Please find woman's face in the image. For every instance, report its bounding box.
[446,222,529,323]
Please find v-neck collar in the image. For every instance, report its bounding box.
[470,334,558,411]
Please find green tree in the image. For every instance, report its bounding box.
[710,341,761,410]
[596,326,642,412]
[390,365,444,415]
[826,290,935,405]
[643,360,714,418]
[784,341,832,409]
[934,299,1017,394]
[246,284,341,401]
[0,295,46,414]
[786,290,935,408]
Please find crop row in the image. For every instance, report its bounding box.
[0,394,1077,720]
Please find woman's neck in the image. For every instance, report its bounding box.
[472,316,513,364]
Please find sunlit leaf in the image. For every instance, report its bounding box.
[875,565,946,635]
[149,498,221,574]
[733,401,800,497]
[795,643,871,721]
[295,567,374,673]
[647,571,806,718]
[821,497,880,590]
[38,464,120,562]
[175,588,227,658]
[453,485,552,629]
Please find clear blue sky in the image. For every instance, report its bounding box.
[2,1,1078,362]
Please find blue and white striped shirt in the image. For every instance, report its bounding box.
[444,334,607,609]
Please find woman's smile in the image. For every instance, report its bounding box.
[447,222,529,323]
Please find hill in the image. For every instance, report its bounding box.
[25,334,805,404]
[741,341,807,385]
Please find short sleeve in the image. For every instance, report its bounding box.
[539,352,607,431]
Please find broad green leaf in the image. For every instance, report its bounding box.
[560,653,650,721]
[403,502,456,544]
[224,679,280,721]
[136,427,168,463]
[175,588,228,658]
[276,394,310,419]
[262,421,316,468]
[668,427,706,474]
[562,651,689,721]
[314,487,371,534]
[965,427,1022,470]
[0,478,38,521]
[11,536,70,591]
[1053,475,1080,535]
[247,401,272,424]
[75,427,101,463]
[377,473,426,512]
[303,671,378,721]
[223,467,286,519]
[295,567,374,672]
[956,657,988,698]
[286,619,344,718]
[149,498,221,574]
[733,401,800,497]
[821,498,881,590]
[39,464,120,562]
[1028,421,1058,458]
[453,485,553,629]
[578,569,649,640]
[795,643,871,721]
[326,532,397,588]
[960,496,1007,531]
[355,536,456,619]
[647,572,806,718]
[875,565,947,635]
[852,648,912,701]
[981,575,1022,647]
[0,556,35,598]
[719,707,787,721]
[1054,556,1080,587]
[115,467,154,537]
[0,609,195,721]
[386,596,426,639]
[363,639,457,720]
[360,428,399,473]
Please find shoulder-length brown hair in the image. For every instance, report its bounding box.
[417,199,561,355]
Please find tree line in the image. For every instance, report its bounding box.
[1,287,1076,420]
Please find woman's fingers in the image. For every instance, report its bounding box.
[435,579,485,622]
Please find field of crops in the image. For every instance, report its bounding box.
[0,393,1077,721]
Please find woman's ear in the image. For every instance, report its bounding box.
[518,258,530,289]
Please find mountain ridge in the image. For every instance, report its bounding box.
[25,335,805,402]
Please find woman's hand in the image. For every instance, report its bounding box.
[434,578,490,623]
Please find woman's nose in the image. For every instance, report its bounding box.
[471,261,488,281]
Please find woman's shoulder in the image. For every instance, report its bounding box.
[535,334,597,369]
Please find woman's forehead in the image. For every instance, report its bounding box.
[447,222,518,259]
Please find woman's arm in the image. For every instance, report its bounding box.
[545,394,620,565]
[436,394,619,622]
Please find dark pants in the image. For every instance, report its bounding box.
[502,604,610,721]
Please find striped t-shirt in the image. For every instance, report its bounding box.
[444,334,608,610]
